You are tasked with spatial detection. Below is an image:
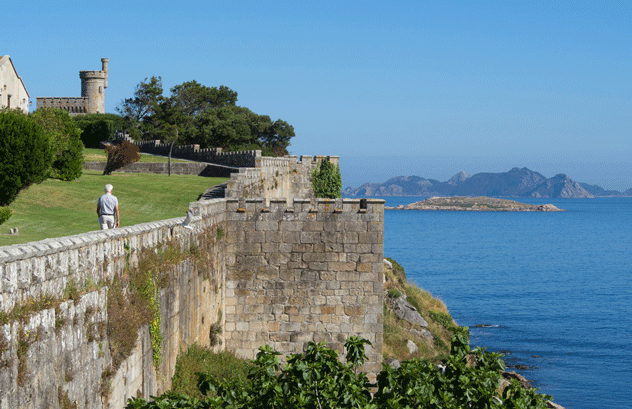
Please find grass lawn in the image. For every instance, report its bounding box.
[0,170,227,247]
[84,148,190,163]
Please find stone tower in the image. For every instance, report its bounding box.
[79,58,108,114]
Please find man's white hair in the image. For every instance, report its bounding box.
[105,184,113,193]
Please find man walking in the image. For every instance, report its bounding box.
[96,184,120,229]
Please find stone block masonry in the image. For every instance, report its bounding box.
[0,152,385,407]
[0,199,227,408]
[36,58,108,116]
[225,197,385,375]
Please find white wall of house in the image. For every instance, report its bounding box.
[0,55,30,113]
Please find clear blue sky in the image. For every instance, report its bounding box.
[7,0,632,190]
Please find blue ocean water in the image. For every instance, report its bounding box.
[376,197,632,409]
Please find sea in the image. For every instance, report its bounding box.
[369,196,631,409]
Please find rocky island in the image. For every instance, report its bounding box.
[386,196,564,212]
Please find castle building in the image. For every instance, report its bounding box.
[37,58,108,116]
[0,55,30,114]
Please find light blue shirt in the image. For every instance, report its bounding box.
[98,193,118,215]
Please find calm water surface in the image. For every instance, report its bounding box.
[374,196,632,409]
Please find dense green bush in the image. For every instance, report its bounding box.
[80,118,114,148]
[73,113,126,135]
[0,207,12,225]
[0,109,53,206]
[170,344,252,399]
[311,158,342,198]
[31,107,83,180]
[125,330,553,409]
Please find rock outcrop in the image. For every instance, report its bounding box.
[392,295,429,327]
[386,196,564,212]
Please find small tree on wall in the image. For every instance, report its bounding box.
[311,158,342,198]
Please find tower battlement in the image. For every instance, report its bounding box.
[36,58,108,115]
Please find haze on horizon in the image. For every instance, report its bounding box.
[8,0,631,191]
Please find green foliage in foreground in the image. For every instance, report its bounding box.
[126,331,553,409]
[170,344,252,399]
[311,158,342,199]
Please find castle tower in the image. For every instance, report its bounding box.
[79,58,108,114]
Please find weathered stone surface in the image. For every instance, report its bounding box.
[411,328,434,341]
[406,340,418,354]
[392,296,428,328]
[385,357,401,369]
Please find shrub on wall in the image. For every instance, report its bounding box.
[311,158,342,198]
[0,109,53,206]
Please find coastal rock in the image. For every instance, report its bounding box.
[385,357,401,369]
[392,295,428,327]
[406,340,418,354]
[386,197,564,212]
[501,371,532,389]
[546,401,566,409]
[411,327,434,341]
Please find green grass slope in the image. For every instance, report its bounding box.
[0,170,227,246]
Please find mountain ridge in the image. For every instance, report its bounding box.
[344,168,630,198]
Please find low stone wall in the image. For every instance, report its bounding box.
[131,140,260,168]
[83,161,238,178]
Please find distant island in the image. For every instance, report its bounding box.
[344,167,632,199]
[386,196,563,212]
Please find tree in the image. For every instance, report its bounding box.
[78,118,114,148]
[117,78,296,155]
[0,109,53,206]
[0,207,12,226]
[117,76,164,139]
[103,140,141,175]
[31,107,84,181]
[312,158,342,198]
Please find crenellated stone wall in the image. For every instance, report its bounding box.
[0,153,383,408]
[224,197,384,375]
[36,58,108,116]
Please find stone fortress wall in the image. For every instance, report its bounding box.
[225,197,384,375]
[36,58,108,116]
[0,154,383,408]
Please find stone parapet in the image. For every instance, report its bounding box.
[224,197,384,375]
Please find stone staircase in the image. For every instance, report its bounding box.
[199,182,228,200]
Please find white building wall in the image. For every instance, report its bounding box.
[0,56,30,113]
